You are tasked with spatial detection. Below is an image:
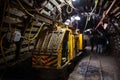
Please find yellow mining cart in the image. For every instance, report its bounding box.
[32,23,83,69]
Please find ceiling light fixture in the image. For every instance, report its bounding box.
[74,16,80,20]
[64,22,69,25]
[72,0,76,2]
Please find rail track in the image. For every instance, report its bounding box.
[83,53,103,80]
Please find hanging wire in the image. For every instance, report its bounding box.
[66,5,73,14]
[16,0,34,17]
[21,22,45,40]
[83,0,99,31]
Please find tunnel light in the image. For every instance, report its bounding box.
[103,23,108,30]
[74,16,80,20]
[70,15,80,22]
[71,16,75,22]
[64,19,70,25]
[59,0,65,3]
[64,22,69,25]
[72,0,76,1]
[66,19,71,22]
[64,15,80,25]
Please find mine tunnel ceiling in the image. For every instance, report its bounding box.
[27,0,120,29]
[1,0,120,32]
[37,0,120,32]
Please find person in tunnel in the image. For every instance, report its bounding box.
[96,35,105,54]
[102,35,109,53]
[90,35,95,52]
[90,31,97,52]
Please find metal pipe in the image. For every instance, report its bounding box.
[95,0,116,30]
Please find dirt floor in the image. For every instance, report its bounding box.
[68,47,120,80]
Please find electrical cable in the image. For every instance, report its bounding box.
[0,0,30,67]
[28,22,34,50]
[16,0,34,17]
[0,0,17,67]
[0,34,17,67]
[88,0,99,21]
[83,0,98,31]
[63,0,79,15]
[66,5,73,14]
[21,22,45,41]
[65,0,75,9]
[65,0,78,14]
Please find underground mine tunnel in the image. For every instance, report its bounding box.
[0,0,120,80]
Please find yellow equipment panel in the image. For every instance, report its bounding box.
[47,30,65,52]
[32,55,57,68]
[32,28,67,69]
[77,34,83,51]
[32,26,83,69]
